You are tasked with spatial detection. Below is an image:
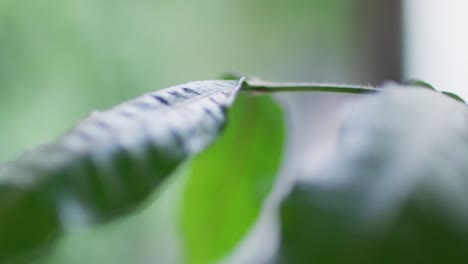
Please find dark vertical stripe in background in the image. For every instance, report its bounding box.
[357,0,402,84]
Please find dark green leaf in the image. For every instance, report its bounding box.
[181,94,285,264]
[442,91,465,103]
[403,79,436,90]
[277,84,468,263]
[0,79,243,263]
[38,167,188,264]
[402,79,465,103]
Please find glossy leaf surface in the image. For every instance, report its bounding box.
[182,94,285,264]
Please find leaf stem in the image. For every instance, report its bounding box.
[241,80,381,94]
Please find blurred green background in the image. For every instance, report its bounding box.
[0,0,400,162]
[0,0,400,263]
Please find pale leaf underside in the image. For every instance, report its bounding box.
[0,79,242,262]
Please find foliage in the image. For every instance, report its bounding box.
[1,78,467,264]
[182,93,284,264]
[0,79,242,263]
[276,84,468,263]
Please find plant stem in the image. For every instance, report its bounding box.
[241,79,380,94]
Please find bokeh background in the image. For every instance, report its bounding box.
[0,0,466,263]
[0,0,404,162]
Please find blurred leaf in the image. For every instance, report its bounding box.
[0,79,242,263]
[403,79,436,90]
[276,84,468,263]
[181,94,285,264]
[442,91,465,103]
[37,166,187,264]
[402,79,465,103]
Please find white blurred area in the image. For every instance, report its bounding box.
[404,0,468,99]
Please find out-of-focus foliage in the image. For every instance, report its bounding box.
[37,168,187,264]
[277,84,468,263]
[181,94,285,264]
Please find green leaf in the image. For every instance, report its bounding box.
[181,93,285,264]
[402,79,465,103]
[0,79,243,263]
[442,91,465,103]
[276,84,468,263]
[403,79,436,90]
[38,165,188,264]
